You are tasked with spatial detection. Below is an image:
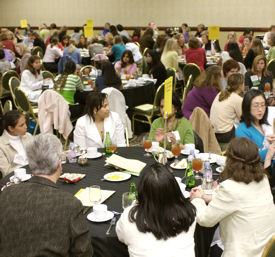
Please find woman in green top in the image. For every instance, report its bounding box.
[54,61,84,118]
[149,93,194,149]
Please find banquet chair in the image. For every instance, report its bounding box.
[14,87,39,135]
[80,65,97,76]
[193,131,204,153]
[182,75,192,104]
[8,76,20,109]
[42,70,55,80]
[132,83,164,135]
[267,58,275,79]
[0,101,3,114]
[189,107,221,154]
[0,70,19,101]
[3,100,12,114]
[182,63,201,85]
[262,234,275,257]
[134,42,140,51]
[31,46,44,59]
[166,68,177,92]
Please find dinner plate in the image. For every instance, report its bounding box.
[87,211,114,222]
[170,159,187,169]
[83,88,93,91]
[103,172,131,182]
[10,174,32,182]
[196,153,218,163]
[181,149,200,155]
[84,152,102,159]
[216,167,224,173]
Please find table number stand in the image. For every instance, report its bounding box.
[159,112,168,165]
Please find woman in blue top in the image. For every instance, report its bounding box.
[108,35,126,62]
[235,89,275,185]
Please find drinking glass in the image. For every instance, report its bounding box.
[126,75,131,81]
[122,192,135,209]
[89,185,102,205]
[108,143,117,153]
[171,142,181,165]
[142,136,152,157]
[192,158,203,179]
[265,83,271,98]
[84,69,90,76]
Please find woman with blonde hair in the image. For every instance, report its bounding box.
[182,65,222,119]
[161,38,179,71]
[15,42,31,74]
[244,55,273,93]
[104,32,114,49]
[210,73,244,143]
[224,31,237,51]
[244,38,265,69]
[173,33,187,55]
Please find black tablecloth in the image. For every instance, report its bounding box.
[0,147,219,257]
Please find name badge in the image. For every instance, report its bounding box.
[250,75,258,82]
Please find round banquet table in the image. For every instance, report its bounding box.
[0,146,219,257]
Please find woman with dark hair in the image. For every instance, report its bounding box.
[58,35,70,51]
[244,38,265,69]
[191,137,275,257]
[227,42,243,63]
[149,93,194,149]
[132,28,141,42]
[114,50,137,75]
[116,163,196,257]
[244,55,273,92]
[139,28,155,53]
[33,32,46,53]
[146,49,167,90]
[0,110,32,177]
[54,61,84,118]
[182,65,222,119]
[94,61,122,92]
[235,89,275,165]
[20,55,46,102]
[110,25,119,37]
[74,92,125,148]
[210,73,244,143]
[77,34,88,49]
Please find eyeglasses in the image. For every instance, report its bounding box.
[251,104,266,110]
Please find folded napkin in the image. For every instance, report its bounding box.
[74,188,115,207]
[105,154,146,176]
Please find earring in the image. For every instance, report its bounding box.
[94,111,97,114]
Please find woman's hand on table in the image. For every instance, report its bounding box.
[266,134,275,143]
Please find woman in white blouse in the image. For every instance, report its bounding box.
[191,137,275,257]
[74,92,125,148]
[116,163,196,257]
[0,110,32,177]
[20,55,48,103]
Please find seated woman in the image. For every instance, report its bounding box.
[221,59,240,89]
[161,38,179,71]
[33,32,46,53]
[223,31,237,51]
[74,92,126,148]
[0,110,32,177]
[54,61,84,118]
[15,42,31,74]
[185,37,207,71]
[77,34,88,49]
[114,50,137,75]
[108,35,126,62]
[241,35,252,58]
[116,163,196,257]
[244,55,273,93]
[139,28,154,54]
[58,35,70,51]
[0,49,13,75]
[145,49,167,90]
[190,137,275,257]
[267,32,275,62]
[149,93,194,149]
[174,33,187,55]
[94,61,122,92]
[221,42,243,65]
[210,73,244,143]
[244,38,265,70]
[20,55,45,102]
[43,37,63,73]
[182,65,222,119]
[201,31,221,55]
[88,37,104,58]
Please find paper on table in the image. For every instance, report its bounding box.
[105,154,146,176]
[74,188,115,207]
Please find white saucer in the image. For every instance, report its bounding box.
[84,152,102,159]
[87,211,114,222]
[10,174,32,182]
[181,149,200,155]
[216,167,224,173]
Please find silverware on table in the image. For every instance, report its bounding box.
[106,217,116,235]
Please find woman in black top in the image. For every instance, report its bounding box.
[33,32,46,53]
[146,49,167,90]
[139,28,155,54]
[227,42,243,63]
[244,38,265,70]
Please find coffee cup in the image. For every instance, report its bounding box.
[87,147,97,157]
[14,168,26,180]
[184,144,195,152]
[93,204,108,219]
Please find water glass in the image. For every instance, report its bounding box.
[122,192,135,209]
[89,185,102,205]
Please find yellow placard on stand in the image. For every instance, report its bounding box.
[208,26,220,40]
[84,26,93,37]
[20,19,28,28]
[86,19,93,27]
[164,76,173,118]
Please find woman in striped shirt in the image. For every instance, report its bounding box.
[54,61,84,118]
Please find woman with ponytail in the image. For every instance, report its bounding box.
[210,73,244,143]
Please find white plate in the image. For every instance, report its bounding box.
[181,149,200,155]
[196,153,218,163]
[170,159,187,169]
[10,174,32,182]
[87,211,114,222]
[216,167,224,173]
[83,88,93,91]
[84,152,102,159]
[103,172,131,182]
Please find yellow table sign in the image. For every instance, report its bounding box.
[84,26,93,37]
[86,19,93,27]
[20,19,28,28]
[164,76,173,118]
[209,26,220,40]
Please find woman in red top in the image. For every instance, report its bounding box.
[185,37,206,71]
[0,33,15,52]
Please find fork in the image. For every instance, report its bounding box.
[106,217,116,235]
